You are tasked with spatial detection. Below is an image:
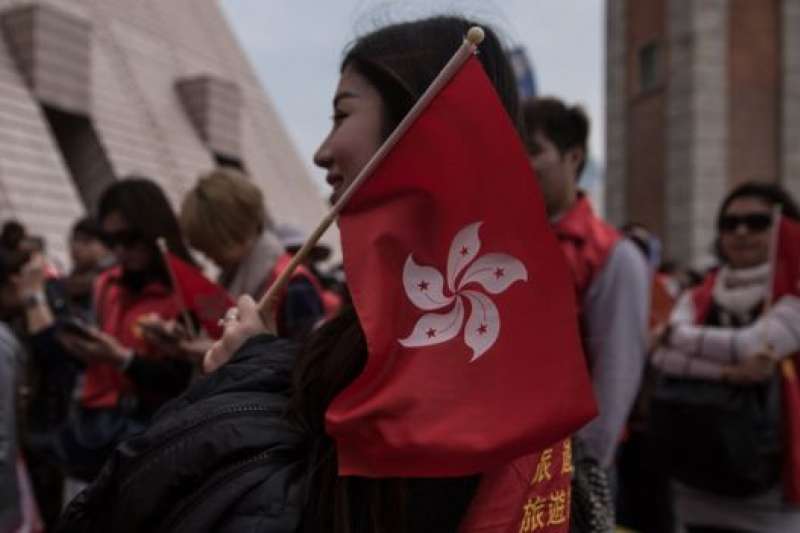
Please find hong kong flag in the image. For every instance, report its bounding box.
[163,251,233,339]
[326,55,597,482]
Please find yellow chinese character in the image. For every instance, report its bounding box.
[561,440,573,475]
[531,448,553,485]
[519,496,547,532]
[547,489,569,525]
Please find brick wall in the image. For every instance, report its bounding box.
[728,0,780,187]
[625,0,667,238]
[605,0,627,227]
[783,0,800,199]
[0,9,82,264]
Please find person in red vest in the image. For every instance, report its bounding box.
[650,182,800,533]
[180,168,324,340]
[275,223,343,320]
[55,177,197,478]
[522,98,650,479]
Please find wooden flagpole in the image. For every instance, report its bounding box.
[157,237,199,339]
[255,27,486,326]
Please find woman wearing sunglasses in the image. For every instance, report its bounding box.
[650,182,800,533]
[54,177,198,479]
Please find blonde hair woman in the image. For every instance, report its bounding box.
[181,168,324,340]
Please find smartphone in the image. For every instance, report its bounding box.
[139,321,181,344]
[59,317,95,340]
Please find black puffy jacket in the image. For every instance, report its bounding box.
[57,335,308,533]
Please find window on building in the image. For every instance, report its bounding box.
[176,76,244,169]
[214,154,245,172]
[43,106,115,211]
[638,41,661,92]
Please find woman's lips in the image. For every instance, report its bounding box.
[326,174,344,189]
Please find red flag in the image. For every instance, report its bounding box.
[773,217,800,299]
[460,440,575,533]
[163,251,234,339]
[772,217,800,503]
[326,55,596,480]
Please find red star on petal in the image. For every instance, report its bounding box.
[494,267,505,280]
[426,328,437,338]
[477,323,488,335]
[418,280,430,291]
[460,246,469,256]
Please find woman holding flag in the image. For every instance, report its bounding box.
[59,16,595,533]
[650,182,800,533]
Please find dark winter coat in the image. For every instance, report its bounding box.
[57,334,308,533]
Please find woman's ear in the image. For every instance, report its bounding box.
[565,146,585,177]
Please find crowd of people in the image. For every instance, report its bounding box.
[0,13,799,533]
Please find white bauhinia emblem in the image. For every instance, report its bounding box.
[398,222,528,361]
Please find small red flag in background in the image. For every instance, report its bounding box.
[326,55,596,482]
[163,251,233,339]
[772,217,800,503]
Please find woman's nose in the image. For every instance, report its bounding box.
[313,139,332,169]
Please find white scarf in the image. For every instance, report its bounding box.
[222,230,284,298]
[712,263,770,321]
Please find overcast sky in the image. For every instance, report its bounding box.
[221,1,604,187]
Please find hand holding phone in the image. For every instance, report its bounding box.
[139,321,181,344]
[138,314,184,345]
[59,317,96,340]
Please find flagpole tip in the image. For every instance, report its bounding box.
[466,26,485,45]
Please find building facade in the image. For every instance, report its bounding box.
[0,0,333,266]
[606,0,800,266]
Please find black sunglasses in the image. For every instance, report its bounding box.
[718,213,773,233]
[101,228,144,249]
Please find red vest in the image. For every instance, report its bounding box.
[265,253,337,334]
[82,267,182,408]
[690,270,718,324]
[552,195,621,306]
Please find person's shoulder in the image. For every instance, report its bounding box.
[601,238,648,281]
[579,210,622,265]
[611,238,648,266]
[96,265,122,283]
[93,265,123,296]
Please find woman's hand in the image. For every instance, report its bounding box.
[17,253,47,297]
[648,322,672,352]
[203,295,276,374]
[138,314,215,365]
[58,327,133,368]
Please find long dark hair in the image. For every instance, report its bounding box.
[714,181,800,262]
[98,177,194,286]
[342,15,522,139]
[292,15,518,533]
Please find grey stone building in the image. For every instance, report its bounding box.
[0,0,333,266]
[606,0,800,267]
